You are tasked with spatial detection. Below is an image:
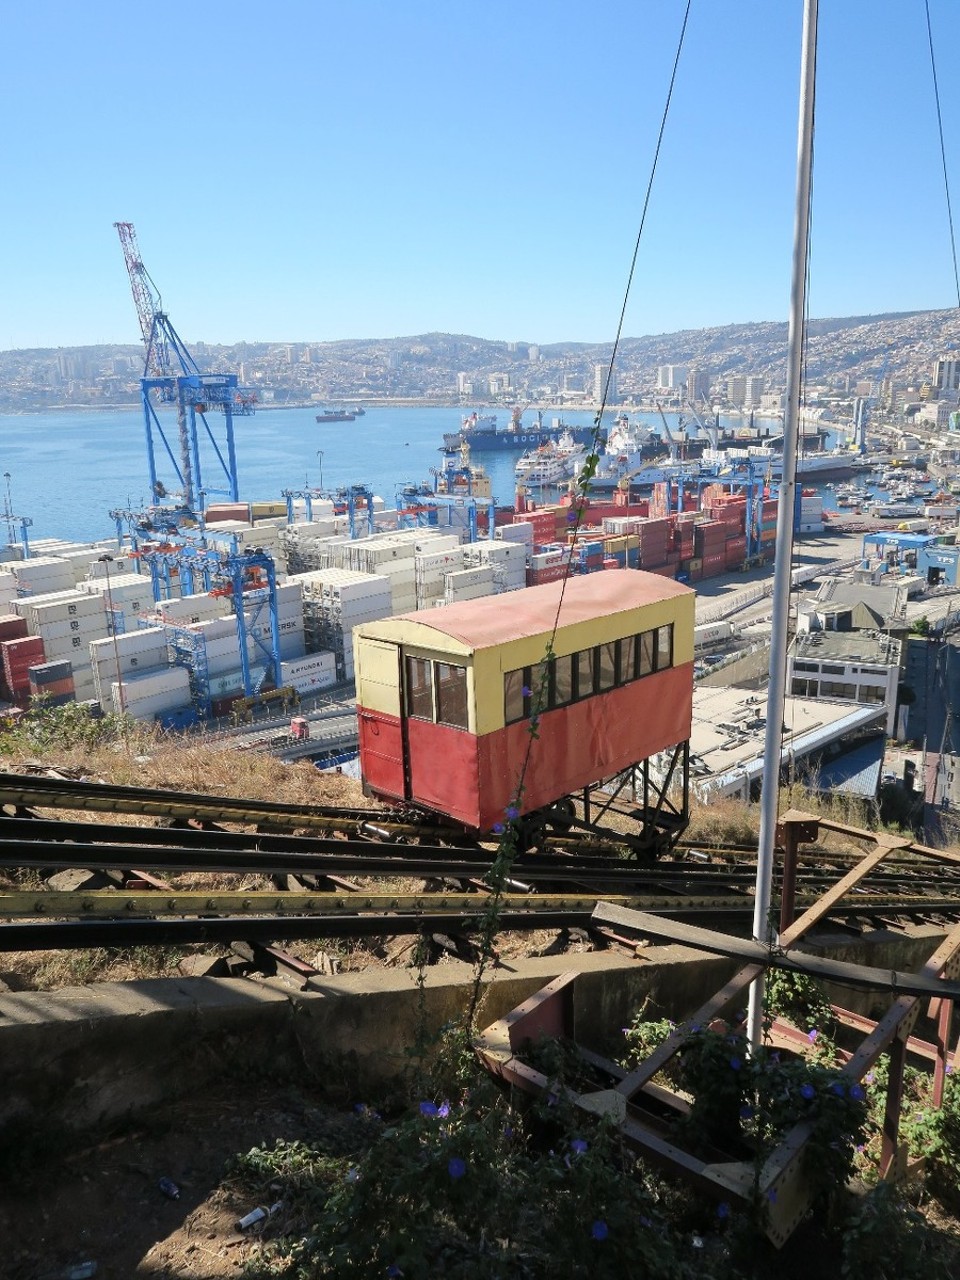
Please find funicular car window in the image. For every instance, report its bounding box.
[620,634,637,683]
[435,662,469,729]
[504,668,526,724]
[657,624,673,670]
[598,641,617,691]
[576,649,595,698]
[553,653,574,706]
[638,630,656,676]
[405,656,434,720]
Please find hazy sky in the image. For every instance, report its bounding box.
[1,0,957,350]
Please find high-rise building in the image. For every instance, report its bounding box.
[657,364,688,390]
[687,369,710,405]
[744,375,765,406]
[726,375,747,407]
[935,358,960,400]
[594,363,617,402]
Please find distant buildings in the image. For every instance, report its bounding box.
[657,364,688,390]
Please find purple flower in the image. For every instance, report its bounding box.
[505,805,520,821]
[865,1071,875,1084]
[739,1104,754,1119]
[492,822,504,834]
[567,512,577,523]
[437,1101,450,1118]
[830,1081,846,1097]
[800,1083,816,1100]
[448,1156,466,1180]
[570,1139,588,1155]
[503,1124,514,1139]
[717,1202,731,1220]
[807,1028,819,1043]
[767,1188,778,1204]
[591,1220,609,1241]
[419,1101,439,1117]
[948,1064,954,1075]
[729,1056,742,1071]
[547,1092,560,1107]
[849,1083,866,1101]
[521,685,531,698]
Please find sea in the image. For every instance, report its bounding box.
[0,403,893,547]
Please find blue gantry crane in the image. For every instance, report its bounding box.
[114,222,254,518]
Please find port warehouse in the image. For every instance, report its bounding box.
[5,478,953,734]
[354,573,694,830]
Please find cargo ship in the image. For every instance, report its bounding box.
[443,407,604,453]
[316,407,365,423]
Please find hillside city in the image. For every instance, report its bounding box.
[2,308,960,418]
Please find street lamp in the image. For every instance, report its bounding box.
[98,554,125,718]
[316,450,324,491]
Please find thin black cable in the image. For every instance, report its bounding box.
[502,0,695,829]
[925,0,960,308]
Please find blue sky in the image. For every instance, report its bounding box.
[1,0,957,350]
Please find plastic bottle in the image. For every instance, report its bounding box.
[236,1201,284,1231]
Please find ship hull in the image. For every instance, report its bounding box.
[443,424,603,452]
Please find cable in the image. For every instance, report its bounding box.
[924,0,960,309]
[503,0,695,825]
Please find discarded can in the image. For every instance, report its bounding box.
[158,1177,181,1200]
[62,1265,98,1280]
[236,1201,283,1231]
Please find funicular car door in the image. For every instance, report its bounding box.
[355,638,409,800]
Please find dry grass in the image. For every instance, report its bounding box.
[0,726,951,992]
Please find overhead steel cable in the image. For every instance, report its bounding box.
[506,0,695,821]
[924,0,960,308]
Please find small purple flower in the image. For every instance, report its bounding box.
[800,1083,816,1100]
[437,1101,450,1118]
[448,1156,466,1180]
[865,1071,875,1085]
[345,1166,360,1183]
[739,1104,754,1119]
[767,1188,778,1204]
[521,685,531,698]
[717,1202,731,1220]
[849,1083,866,1101]
[729,1056,742,1071]
[503,1124,514,1139]
[547,1091,559,1107]
[807,1028,819,1043]
[948,1064,954,1076]
[492,822,504,834]
[505,805,520,821]
[591,1220,609,1241]
[567,512,577,523]
[570,1139,588,1155]
[419,1101,439,1117]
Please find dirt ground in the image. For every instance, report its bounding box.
[0,1080,349,1280]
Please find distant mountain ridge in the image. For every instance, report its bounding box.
[3,309,959,410]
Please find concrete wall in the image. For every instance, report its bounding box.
[0,927,946,1145]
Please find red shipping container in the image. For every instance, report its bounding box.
[0,616,27,642]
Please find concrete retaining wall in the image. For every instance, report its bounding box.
[0,924,946,1144]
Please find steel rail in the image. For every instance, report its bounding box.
[0,771,408,831]
[1,889,958,922]
[0,890,748,919]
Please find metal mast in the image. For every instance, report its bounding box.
[747,0,818,1050]
[114,222,251,517]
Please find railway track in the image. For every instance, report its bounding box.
[3,771,960,963]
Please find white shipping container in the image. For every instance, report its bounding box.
[24,594,106,628]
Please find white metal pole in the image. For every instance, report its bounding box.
[747,0,818,1050]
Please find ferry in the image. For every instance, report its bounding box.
[443,407,603,454]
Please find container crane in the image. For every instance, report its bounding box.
[114,222,254,517]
